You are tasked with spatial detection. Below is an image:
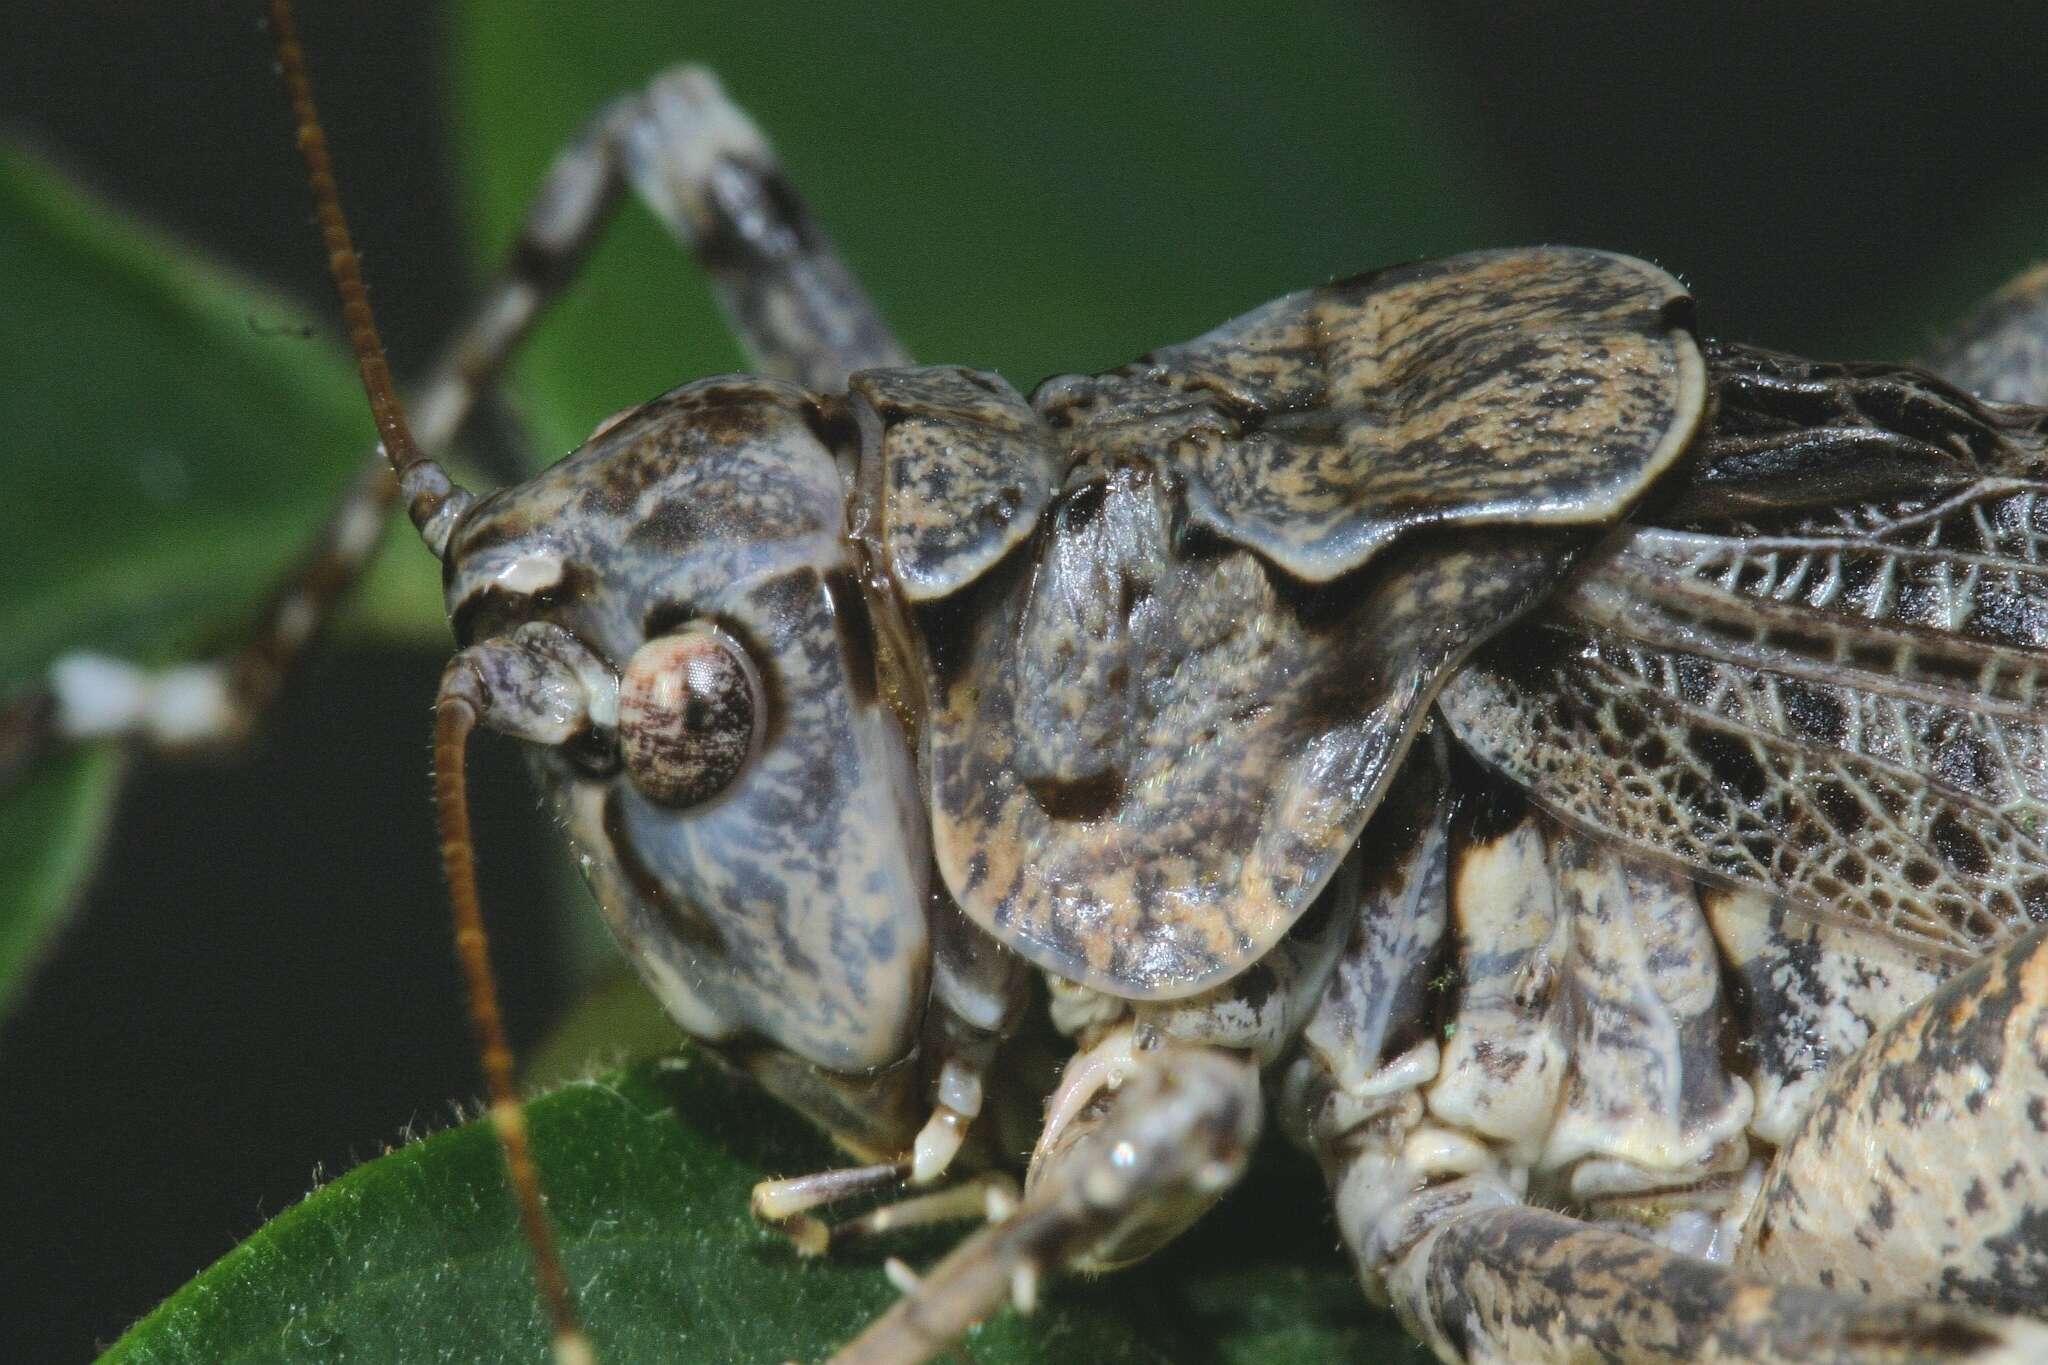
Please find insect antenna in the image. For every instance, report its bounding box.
[435,668,592,1364]
[265,4,593,1361]
[266,0,472,557]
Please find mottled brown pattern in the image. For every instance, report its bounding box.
[617,626,758,806]
[1705,890,1951,1147]
[1740,926,2048,1317]
[1439,631,2048,962]
[1293,738,1452,1100]
[848,365,1063,602]
[921,248,1718,999]
[1033,247,1706,583]
[1426,800,1574,1165]
[930,515,1576,998]
[1536,830,1753,1203]
[1398,1206,2044,1363]
[102,26,2048,1356]
[411,194,2048,1362]
[1286,766,2046,1360]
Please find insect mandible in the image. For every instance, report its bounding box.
[12,2,2048,1365]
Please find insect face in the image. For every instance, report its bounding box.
[445,377,930,1075]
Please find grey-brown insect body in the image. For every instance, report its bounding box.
[429,222,2048,1361]
[43,32,2048,1360]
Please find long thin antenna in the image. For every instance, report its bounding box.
[265,4,589,1359]
[266,0,471,557]
[437,669,593,1365]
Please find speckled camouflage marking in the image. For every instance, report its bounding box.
[1532,828,1754,1202]
[446,378,931,1073]
[1705,892,1950,1148]
[1424,790,1574,1168]
[1408,798,1754,1240]
[383,190,2048,1361]
[1394,1206,2047,1364]
[1031,247,1706,583]
[1276,747,2048,1361]
[1441,345,2048,964]
[1292,736,1452,1101]
[848,366,1061,603]
[1129,844,1362,1066]
[916,248,1714,1001]
[1739,925,2048,1317]
[931,520,1578,999]
[616,625,760,806]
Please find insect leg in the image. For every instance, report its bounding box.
[1737,923,2048,1316]
[1303,1008,2046,1362]
[753,1162,1021,1258]
[617,65,910,390]
[740,892,1027,1254]
[829,1171,1021,1246]
[1920,263,2048,403]
[831,1044,1261,1365]
[1390,1203,2046,1363]
[7,88,655,782]
[751,1160,912,1256]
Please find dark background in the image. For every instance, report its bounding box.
[6,3,2048,1359]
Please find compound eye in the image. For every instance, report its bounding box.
[618,623,763,807]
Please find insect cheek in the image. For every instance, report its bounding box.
[618,624,764,807]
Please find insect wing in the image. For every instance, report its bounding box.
[1443,356,2048,961]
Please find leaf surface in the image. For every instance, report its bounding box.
[102,1057,1187,1363]
[0,145,443,1020]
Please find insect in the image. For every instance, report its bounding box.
[12,2,2048,1365]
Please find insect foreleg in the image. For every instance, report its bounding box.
[832,1043,1262,1365]
[9,85,646,777]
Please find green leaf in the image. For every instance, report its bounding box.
[101,1056,1182,1363]
[451,0,1506,459]
[101,1045,1414,1362]
[0,143,444,689]
[518,979,1413,1361]
[0,143,452,1026]
[0,747,124,1016]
